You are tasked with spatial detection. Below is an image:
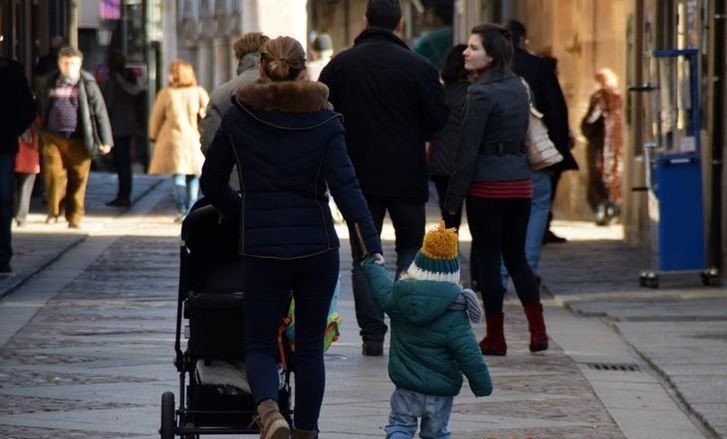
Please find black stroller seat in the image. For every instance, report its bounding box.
[160,199,293,438]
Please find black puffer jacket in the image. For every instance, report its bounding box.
[429,81,468,177]
[200,80,382,259]
[319,27,448,202]
[0,57,35,154]
[445,70,530,212]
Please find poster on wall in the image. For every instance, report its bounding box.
[101,0,122,20]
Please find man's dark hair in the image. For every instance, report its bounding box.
[440,44,468,85]
[366,0,402,30]
[504,19,527,47]
[471,23,514,73]
[431,0,453,25]
[58,46,83,59]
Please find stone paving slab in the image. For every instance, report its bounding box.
[539,230,725,438]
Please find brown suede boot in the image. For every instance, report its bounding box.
[524,302,548,352]
[479,313,506,356]
[292,429,319,438]
[256,400,290,439]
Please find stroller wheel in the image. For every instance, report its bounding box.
[160,392,176,439]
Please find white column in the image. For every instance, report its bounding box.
[213,37,231,88]
[197,39,213,91]
[161,0,178,81]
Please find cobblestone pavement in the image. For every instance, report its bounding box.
[0,182,635,439]
[0,173,163,300]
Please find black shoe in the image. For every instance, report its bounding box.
[0,263,12,278]
[105,198,131,207]
[543,230,567,244]
[362,341,384,356]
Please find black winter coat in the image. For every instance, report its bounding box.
[319,27,449,202]
[512,48,578,172]
[0,57,36,155]
[429,81,468,177]
[200,80,382,260]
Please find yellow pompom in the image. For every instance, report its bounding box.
[421,221,459,260]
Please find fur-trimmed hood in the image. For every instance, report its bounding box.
[233,79,339,131]
[235,79,333,113]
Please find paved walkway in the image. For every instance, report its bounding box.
[0,176,719,438]
[538,225,727,438]
[0,173,164,300]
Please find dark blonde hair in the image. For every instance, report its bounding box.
[259,36,306,81]
[233,32,270,60]
[168,60,197,87]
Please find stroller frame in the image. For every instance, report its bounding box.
[160,203,294,438]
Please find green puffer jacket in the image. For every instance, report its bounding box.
[363,260,493,397]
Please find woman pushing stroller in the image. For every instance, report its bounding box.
[200,36,383,439]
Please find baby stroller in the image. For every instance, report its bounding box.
[159,199,294,438]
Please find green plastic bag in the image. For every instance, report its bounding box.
[285,278,342,352]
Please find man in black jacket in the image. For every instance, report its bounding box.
[506,20,578,251]
[320,0,448,356]
[0,56,36,277]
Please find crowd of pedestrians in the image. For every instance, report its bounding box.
[0,0,629,436]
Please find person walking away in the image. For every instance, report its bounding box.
[148,60,209,222]
[200,32,269,156]
[34,36,65,88]
[38,47,113,229]
[201,36,382,439]
[14,118,41,227]
[412,1,454,70]
[505,20,578,246]
[307,33,333,81]
[104,51,145,207]
[582,67,624,226]
[0,55,36,277]
[319,0,449,356]
[362,222,493,438]
[445,24,548,356]
[429,44,468,230]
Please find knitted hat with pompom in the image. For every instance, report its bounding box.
[406,221,460,284]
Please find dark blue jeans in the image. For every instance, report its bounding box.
[348,195,424,343]
[243,250,339,431]
[112,136,133,200]
[0,153,16,266]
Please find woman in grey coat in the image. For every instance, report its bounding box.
[445,24,548,357]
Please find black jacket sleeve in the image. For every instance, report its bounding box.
[15,65,36,137]
[322,121,383,256]
[444,87,491,213]
[418,64,449,140]
[200,124,241,218]
[87,79,114,147]
[538,61,570,152]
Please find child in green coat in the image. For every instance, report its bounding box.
[363,222,493,438]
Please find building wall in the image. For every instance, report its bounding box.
[176,0,307,92]
[502,0,631,221]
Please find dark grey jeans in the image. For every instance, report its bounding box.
[348,195,425,343]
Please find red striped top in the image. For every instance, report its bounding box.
[467,179,533,199]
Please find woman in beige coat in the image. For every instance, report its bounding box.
[148,60,209,221]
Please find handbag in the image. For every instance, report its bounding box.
[520,78,563,171]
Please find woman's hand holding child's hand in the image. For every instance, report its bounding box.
[363,253,386,266]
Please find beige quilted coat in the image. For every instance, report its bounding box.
[148,86,209,175]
